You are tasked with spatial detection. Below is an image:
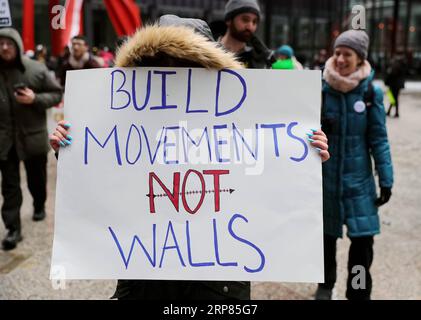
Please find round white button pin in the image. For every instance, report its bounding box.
[354,101,366,113]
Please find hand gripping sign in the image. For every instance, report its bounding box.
[51,67,324,282]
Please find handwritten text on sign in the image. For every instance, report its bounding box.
[51,67,324,281]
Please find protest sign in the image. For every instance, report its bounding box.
[0,0,11,27]
[51,67,323,282]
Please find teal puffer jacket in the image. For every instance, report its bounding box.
[321,70,393,238]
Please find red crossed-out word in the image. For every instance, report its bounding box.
[148,170,230,214]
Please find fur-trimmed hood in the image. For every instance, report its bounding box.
[115,25,243,70]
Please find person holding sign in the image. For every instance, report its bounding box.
[318,30,394,300]
[50,16,329,300]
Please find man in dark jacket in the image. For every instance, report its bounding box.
[0,28,62,250]
[219,0,275,69]
[57,35,101,88]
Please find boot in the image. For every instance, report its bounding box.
[315,285,332,300]
[33,209,46,221]
[2,229,23,251]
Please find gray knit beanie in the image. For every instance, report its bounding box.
[224,0,261,21]
[334,29,369,60]
[158,14,215,42]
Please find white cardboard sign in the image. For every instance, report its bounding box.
[0,0,11,27]
[51,67,323,282]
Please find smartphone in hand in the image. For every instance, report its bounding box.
[13,83,27,95]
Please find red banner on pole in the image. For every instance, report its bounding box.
[49,0,61,56]
[22,0,35,52]
[103,0,142,37]
[49,0,84,57]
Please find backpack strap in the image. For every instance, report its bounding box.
[321,81,375,110]
[364,81,375,108]
[321,81,375,135]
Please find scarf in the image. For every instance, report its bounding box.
[68,52,90,69]
[323,57,371,93]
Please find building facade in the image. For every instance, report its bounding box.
[7,0,421,77]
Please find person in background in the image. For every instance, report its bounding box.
[34,44,58,73]
[0,28,62,250]
[98,46,115,68]
[317,30,393,300]
[57,35,101,87]
[311,49,328,70]
[219,0,275,69]
[385,55,406,118]
[272,45,303,70]
[91,46,105,67]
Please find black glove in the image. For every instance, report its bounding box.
[375,187,392,207]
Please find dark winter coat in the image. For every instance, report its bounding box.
[321,69,393,238]
[0,28,62,161]
[58,55,101,87]
[111,24,247,300]
[225,35,275,69]
[384,58,406,90]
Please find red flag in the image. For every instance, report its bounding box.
[49,0,62,56]
[49,0,84,56]
[103,0,142,37]
[62,0,84,45]
[22,0,35,52]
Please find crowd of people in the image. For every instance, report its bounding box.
[1,0,398,301]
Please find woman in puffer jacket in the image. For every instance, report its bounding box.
[316,30,394,300]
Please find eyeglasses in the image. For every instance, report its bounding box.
[0,39,16,48]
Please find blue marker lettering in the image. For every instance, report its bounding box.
[213,218,238,267]
[132,69,151,111]
[181,127,212,163]
[260,123,286,157]
[150,70,177,110]
[125,124,142,165]
[159,220,186,268]
[163,126,179,165]
[141,125,165,164]
[228,214,265,273]
[84,125,122,165]
[215,69,247,117]
[110,70,131,110]
[213,124,230,163]
[108,226,156,269]
[232,123,259,161]
[186,221,215,267]
[287,122,308,162]
[186,69,208,113]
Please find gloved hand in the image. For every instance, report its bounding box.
[375,187,392,207]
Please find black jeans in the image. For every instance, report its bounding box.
[387,87,401,116]
[1,149,48,231]
[24,153,48,213]
[320,234,374,300]
[0,148,22,232]
[112,280,250,300]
